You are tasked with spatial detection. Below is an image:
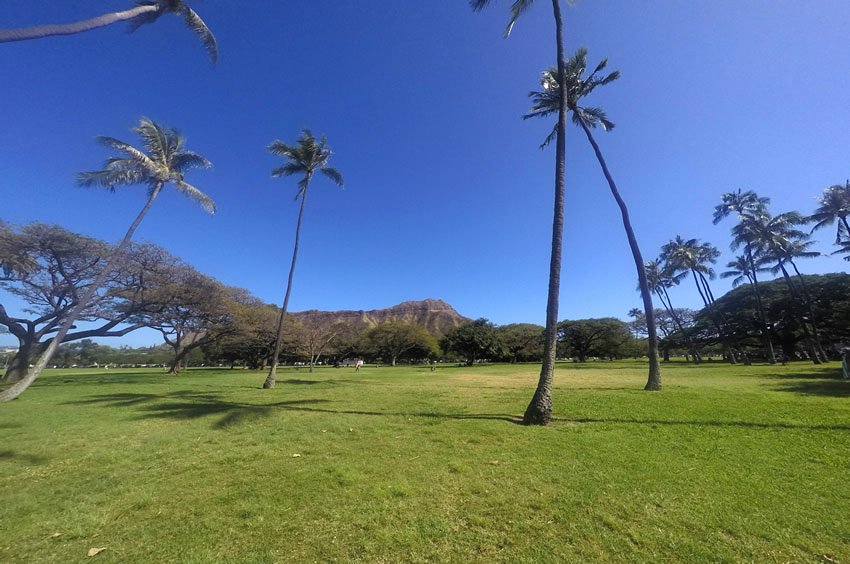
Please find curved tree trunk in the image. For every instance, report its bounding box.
[0,183,163,403]
[576,119,661,391]
[0,5,159,43]
[264,181,310,389]
[523,0,567,426]
[1,342,45,384]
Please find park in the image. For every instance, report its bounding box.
[1,361,848,561]
[1,1,850,561]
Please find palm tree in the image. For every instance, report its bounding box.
[810,181,850,244]
[524,49,661,390]
[262,131,343,390]
[0,118,213,403]
[712,189,770,225]
[747,211,826,362]
[661,236,739,361]
[0,1,217,63]
[716,191,776,363]
[645,258,699,362]
[471,0,568,424]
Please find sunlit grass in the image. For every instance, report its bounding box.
[1,360,848,562]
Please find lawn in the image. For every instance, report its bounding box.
[1,360,848,562]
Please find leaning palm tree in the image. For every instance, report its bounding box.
[0,1,217,63]
[262,130,343,390]
[717,192,776,363]
[471,0,569,424]
[524,49,661,390]
[810,181,850,244]
[0,118,213,403]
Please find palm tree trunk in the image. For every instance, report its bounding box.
[263,183,310,389]
[576,119,660,390]
[0,182,163,403]
[789,260,828,360]
[523,0,567,426]
[0,5,160,43]
[778,262,821,364]
[746,250,776,363]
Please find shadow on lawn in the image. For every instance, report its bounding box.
[555,417,850,431]
[0,450,48,464]
[69,391,522,428]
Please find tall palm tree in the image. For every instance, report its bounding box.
[262,130,343,390]
[524,49,661,390]
[661,236,739,361]
[471,0,568,424]
[810,181,850,244]
[748,211,826,362]
[716,191,776,363]
[0,1,217,63]
[0,118,213,403]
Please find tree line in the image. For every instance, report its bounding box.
[641,186,850,364]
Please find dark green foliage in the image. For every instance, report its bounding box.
[557,318,636,362]
[693,274,850,359]
[440,318,503,366]
[494,323,544,363]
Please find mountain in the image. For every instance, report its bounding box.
[291,299,469,336]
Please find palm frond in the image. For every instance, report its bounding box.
[127,2,162,33]
[320,166,344,187]
[504,0,535,36]
[96,135,158,174]
[271,162,306,178]
[181,6,218,64]
[172,151,212,172]
[268,140,296,159]
[175,181,216,214]
[77,169,145,190]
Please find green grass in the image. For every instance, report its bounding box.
[1,360,849,562]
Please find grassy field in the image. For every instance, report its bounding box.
[1,360,848,563]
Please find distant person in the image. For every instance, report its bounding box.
[355,359,364,372]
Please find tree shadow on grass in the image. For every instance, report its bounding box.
[772,380,850,398]
[69,391,523,428]
[759,366,843,380]
[553,417,850,432]
[0,450,48,464]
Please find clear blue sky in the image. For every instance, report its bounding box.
[1,0,848,347]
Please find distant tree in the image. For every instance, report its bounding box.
[470,0,569,425]
[524,48,661,390]
[293,321,351,372]
[263,131,343,389]
[495,323,544,363]
[135,262,241,374]
[204,302,279,370]
[0,1,218,63]
[557,318,633,362]
[365,323,438,366]
[0,119,213,403]
[440,318,503,366]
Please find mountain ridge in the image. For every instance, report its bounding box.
[290,298,469,336]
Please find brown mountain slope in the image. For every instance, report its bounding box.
[290,299,469,336]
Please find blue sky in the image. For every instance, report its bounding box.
[1,0,848,347]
